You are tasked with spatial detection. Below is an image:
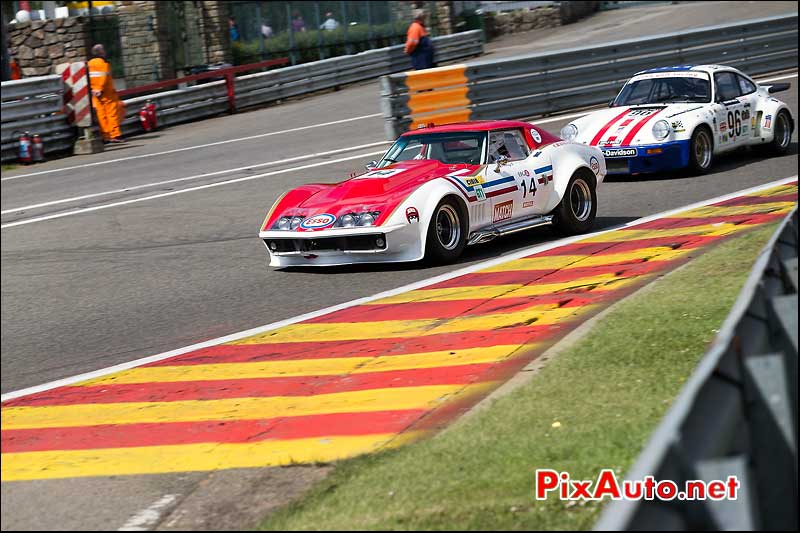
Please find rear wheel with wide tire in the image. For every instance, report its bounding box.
[754,109,793,156]
[425,197,467,264]
[688,126,714,175]
[552,171,597,236]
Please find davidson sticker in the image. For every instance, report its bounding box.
[493,200,514,223]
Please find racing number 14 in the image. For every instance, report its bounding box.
[727,110,742,137]
[520,176,537,198]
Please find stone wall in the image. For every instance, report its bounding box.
[200,1,231,65]
[7,1,232,88]
[7,17,91,77]
[117,1,174,86]
[484,5,562,38]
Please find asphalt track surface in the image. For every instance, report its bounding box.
[1,2,798,529]
[2,77,797,396]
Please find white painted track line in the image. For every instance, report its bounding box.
[1,149,387,229]
[1,113,383,181]
[1,141,390,215]
[2,175,795,402]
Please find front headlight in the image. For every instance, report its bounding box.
[560,124,578,141]
[357,212,376,226]
[336,211,381,227]
[652,120,670,140]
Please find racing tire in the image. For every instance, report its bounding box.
[754,110,793,156]
[688,126,714,175]
[552,170,597,236]
[425,197,467,264]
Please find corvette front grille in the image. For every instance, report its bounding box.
[264,234,387,254]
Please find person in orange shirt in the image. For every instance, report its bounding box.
[88,44,126,143]
[404,9,435,70]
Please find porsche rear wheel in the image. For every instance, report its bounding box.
[688,126,714,175]
[426,197,467,264]
[552,170,597,236]
[755,110,792,156]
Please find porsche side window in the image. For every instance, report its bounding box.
[715,72,741,102]
[737,75,757,96]
[619,79,655,105]
[488,130,529,162]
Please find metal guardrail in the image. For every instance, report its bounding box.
[118,31,482,139]
[233,31,484,112]
[1,75,74,163]
[595,205,798,530]
[0,31,483,163]
[380,14,798,139]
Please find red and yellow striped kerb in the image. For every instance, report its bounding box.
[2,181,797,481]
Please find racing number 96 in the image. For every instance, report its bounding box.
[727,110,742,137]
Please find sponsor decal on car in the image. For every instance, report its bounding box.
[531,129,542,143]
[465,175,486,187]
[764,115,772,129]
[741,109,750,120]
[671,120,685,132]
[630,71,708,81]
[602,147,638,158]
[474,184,487,202]
[719,122,727,132]
[517,169,531,177]
[405,207,419,223]
[522,200,535,209]
[362,168,404,179]
[751,116,756,129]
[300,213,336,230]
[493,200,514,223]
[590,156,600,175]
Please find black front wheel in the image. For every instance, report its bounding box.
[552,171,597,235]
[425,198,467,264]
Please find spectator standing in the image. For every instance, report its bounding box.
[320,12,339,31]
[404,9,435,70]
[261,22,273,38]
[292,11,306,32]
[229,17,240,42]
[88,44,125,143]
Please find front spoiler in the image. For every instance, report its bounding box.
[259,223,424,267]
[602,140,691,174]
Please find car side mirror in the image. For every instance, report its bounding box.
[365,160,378,171]
[494,156,509,173]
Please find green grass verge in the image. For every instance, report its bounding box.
[259,222,781,531]
[1,164,18,171]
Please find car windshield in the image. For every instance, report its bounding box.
[614,74,712,105]
[379,131,487,167]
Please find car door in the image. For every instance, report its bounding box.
[484,129,528,225]
[713,71,748,151]
[735,73,759,143]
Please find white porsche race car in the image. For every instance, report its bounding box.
[259,120,606,267]
[560,65,795,175]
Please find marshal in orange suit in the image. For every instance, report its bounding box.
[88,44,126,143]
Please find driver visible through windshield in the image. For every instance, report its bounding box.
[614,72,711,106]
[379,131,487,167]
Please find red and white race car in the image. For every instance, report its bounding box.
[560,65,795,175]
[259,120,606,267]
